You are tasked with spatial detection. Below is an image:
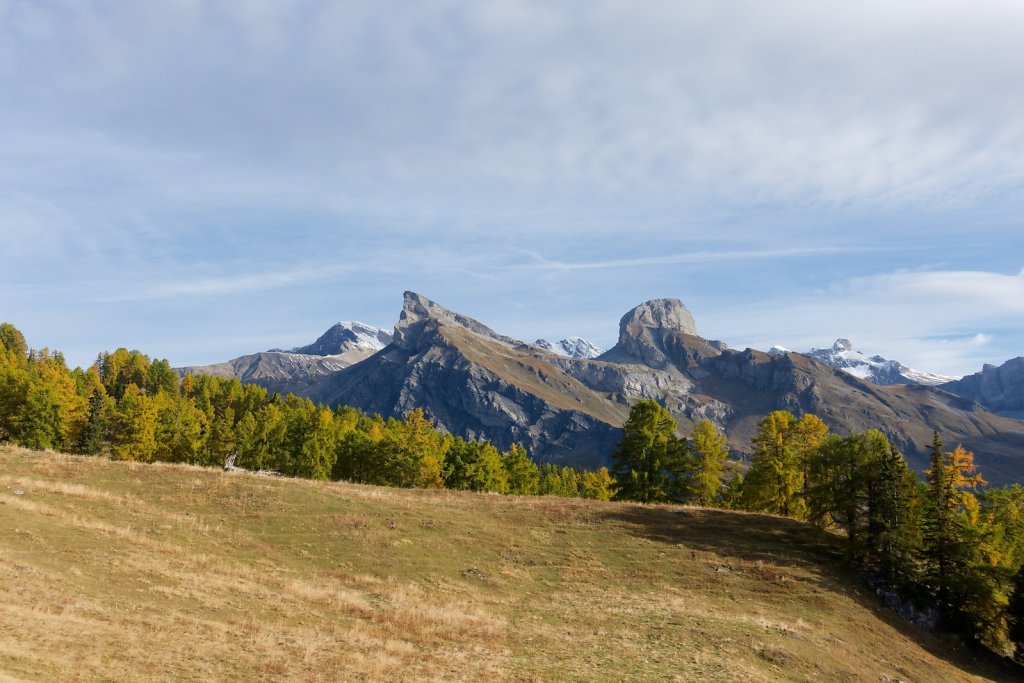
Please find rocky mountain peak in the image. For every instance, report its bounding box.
[606,298,699,369]
[393,291,514,351]
[617,298,698,345]
[832,338,854,353]
[290,321,392,356]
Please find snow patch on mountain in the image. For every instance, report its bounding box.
[533,337,604,359]
[282,321,393,356]
[805,339,958,386]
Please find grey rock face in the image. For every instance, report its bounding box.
[177,351,352,396]
[942,357,1024,417]
[619,298,698,342]
[606,298,699,368]
[393,291,519,351]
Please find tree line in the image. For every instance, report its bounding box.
[610,399,1024,660]
[0,323,613,499]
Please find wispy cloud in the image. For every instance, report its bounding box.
[2,2,1023,374]
[507,245,903,272]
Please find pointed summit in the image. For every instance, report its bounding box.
[392,291,515,351]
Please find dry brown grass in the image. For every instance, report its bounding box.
[0,445,1017,681]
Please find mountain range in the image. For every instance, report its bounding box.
[179,292,1024,484]
[796,338,958,386]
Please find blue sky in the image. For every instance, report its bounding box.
[2,1,1023,377]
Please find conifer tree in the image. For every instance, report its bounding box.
[1009,564,1024,662]
[689,419,732,506]
[866,442,920,586]
[579,467,615,500]
[611,400,690,503]
[15,384,63,450]
[741,411,813,517]
[502,444,541,495]
[77,389,110,455]
[443,439,508,493]
[921,432,986,626]
[110,384,158,461]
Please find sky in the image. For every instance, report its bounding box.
[2,0,1023,377]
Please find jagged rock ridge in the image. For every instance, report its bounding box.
[941,357,1024,419]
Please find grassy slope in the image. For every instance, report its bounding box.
[0,446,1015,682]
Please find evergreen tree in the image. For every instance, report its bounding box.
[0,322,28,360]
[689,419,732,506]
[77,389,110,455]
[15,384,63,450]
[153,392,206,463]
[1009,564,1024,661]
[866,442,920,586]
[611,400,690,503]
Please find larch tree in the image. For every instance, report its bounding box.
[611,400,691,503]
[806,430,890,560]
[502,443,541,495]
[921,432,987,626]
[689,419,732,506]
[742,410,818,518]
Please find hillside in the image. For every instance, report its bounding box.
[0,446,1016,682]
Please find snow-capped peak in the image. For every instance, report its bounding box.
[805,338,957,386]
[337,321,392,351]
[287,321,393,357]
[533,337,604,359]
[768,345,791,356]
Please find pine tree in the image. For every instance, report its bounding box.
[579,467,616,500]
[611,400,690,503]
[77,389,110,455]
[865,442,920,586]
[0,322,28,360]
[14,384,63,450]
[1009,564,1024,662]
